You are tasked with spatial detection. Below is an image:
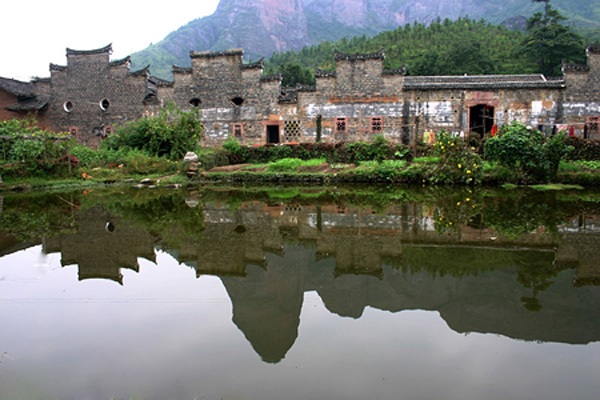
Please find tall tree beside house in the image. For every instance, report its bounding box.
[520,0,586,76]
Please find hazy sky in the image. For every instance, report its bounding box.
[1,0,220,81]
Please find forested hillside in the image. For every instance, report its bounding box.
[131,0,599,80]
[264,15,588,86]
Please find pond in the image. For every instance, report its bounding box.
[0,185,599,400]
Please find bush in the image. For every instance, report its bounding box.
[485,121,572,182]
[431,130,483,185]
[1,118,73,177]
[107,103,203,160]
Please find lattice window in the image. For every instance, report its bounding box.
[335,117,348,133]
[370,117,383,133]
[284,120,302,140]
[232,123,243,138]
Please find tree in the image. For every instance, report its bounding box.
[520,0,585,76]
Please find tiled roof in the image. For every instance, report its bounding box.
[587,44,600,54]
[0,77,34,97]
[382,66,407,76]
[241,58,264,70]
[563,62,589,73]
[172,65,192,74]
[67,44,112,56]
[190,48,244,59]
[50,63,67,72]
[5,97,48,112]
[315,68,336,78]
[334,50,385,61]
[260,73,282,82]
[403,74,565,90]
[129,65,150,77]
[149,76,174,88]
[110,56,131,67]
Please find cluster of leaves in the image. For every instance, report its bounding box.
[0,118,73,178]
[485,121,572,182]
[223,136,411,165]
[104,103,203,160]
[430,131,483,185]
[564,137,600,160]
[520,0,586,76]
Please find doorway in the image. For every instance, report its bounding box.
[266,124,280,144]
[469,104,495,137]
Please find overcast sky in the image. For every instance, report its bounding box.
[0,0,220,81]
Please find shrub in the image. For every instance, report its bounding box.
[485,121,572,182]
[1,118,73,177]
[107,103,203,160]
[431,130,483,185]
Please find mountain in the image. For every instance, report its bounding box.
[131,0,599,79]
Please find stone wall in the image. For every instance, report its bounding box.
[5,44,600,146]
[44,44,152,147]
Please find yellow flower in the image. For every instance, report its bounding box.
[458,164,462,168]
[466,198,471,202]
[467,170,472,174]
[457,202,461,206]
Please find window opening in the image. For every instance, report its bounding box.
[231,97,245,106]
[63,101,73,113]
[189,98,201,107]
[100,98,110,111]
[69,126,78,135]
[370,117,383,133]
[335,117,348,133]
[232,123,243,138]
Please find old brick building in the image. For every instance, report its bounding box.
[31,44,156,147]
[2,43,600,146]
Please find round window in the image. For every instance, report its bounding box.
[100,99,110,111]
[63,101,73,113]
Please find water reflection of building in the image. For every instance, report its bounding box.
[43,207,156,284]
[18,200,600,363]
[167,201,599,362]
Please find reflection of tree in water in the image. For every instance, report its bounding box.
[516,253,560,312]
[483,191,566,238]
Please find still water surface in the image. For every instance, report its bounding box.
[0,186,599,400]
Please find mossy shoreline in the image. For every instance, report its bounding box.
[1,166,597,193]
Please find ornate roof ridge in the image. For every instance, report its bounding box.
[149,76,174,87]
[66,43,112,56]
[50,63,67,72]
[587,44,600,54]
[110,56,131,67]
[334,49,385,62]
[130,65,150,77]
[190,48,244,59]
[315,68,336,78]
[172,65,192,74]
[241,58,264,70]
[383,66,407,76]
[260,73,282,82]
[562,62,590,73]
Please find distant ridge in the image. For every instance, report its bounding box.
[131,0,599,79]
